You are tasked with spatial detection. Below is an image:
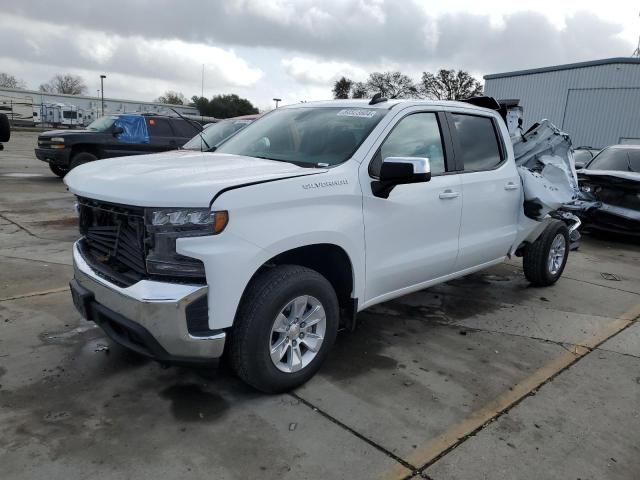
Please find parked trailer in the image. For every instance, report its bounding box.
[0,95,35,126]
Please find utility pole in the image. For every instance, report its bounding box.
[633,11,640,58]
[273,98,282,109]
[100,75,106,116]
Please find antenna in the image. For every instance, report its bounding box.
[633,11,640,58]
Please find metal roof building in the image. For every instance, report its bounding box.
[0,86,198,125]
[484,57,640,149]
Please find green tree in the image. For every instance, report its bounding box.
[350,82,368,99]
[191,94,258,118]
[156,91,186,105]
[418,69,483,100]
[332,77,353,99]
[365,72,417,99]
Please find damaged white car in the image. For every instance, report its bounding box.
[65,95,580,392]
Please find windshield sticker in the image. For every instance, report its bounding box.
[336,109,377,118]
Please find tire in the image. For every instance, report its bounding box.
[70,152,97,170]
[228,265,339,393]
[523,220,570,286]
[49,164,69,178]
[0,113,10,142]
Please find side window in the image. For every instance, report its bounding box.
[147,118,173,137]
[371,113,446,176]
[450,114,503,171]
[172,119,198,138]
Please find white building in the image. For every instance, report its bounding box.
[0,87,198,126]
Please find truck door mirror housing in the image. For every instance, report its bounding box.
[112,126,124,136]
[372,157,431,198]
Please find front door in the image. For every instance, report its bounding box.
[361,110,462,305]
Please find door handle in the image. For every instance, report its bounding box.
[439,190,460,199]
[504,182,519,191]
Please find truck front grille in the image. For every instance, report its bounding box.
[78,197,147,286]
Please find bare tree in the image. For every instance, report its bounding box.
[366,72,417,99]
[332,77,353,99]
[39,74,88,95]
[418,69,483,100]
[155,90,186,105]
[0,73,26,89]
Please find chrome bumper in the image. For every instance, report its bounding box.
[72,241,225,361]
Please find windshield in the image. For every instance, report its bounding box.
[573,150,593,167]
[182,119,253,151]
[87,116,117,132]
[216,107,385,166]
[587,148,640,173]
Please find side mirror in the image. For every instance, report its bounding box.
[112,126,124,136]
[574,160,585,170]
[372,157,431,198]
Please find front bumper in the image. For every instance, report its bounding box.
[35,147,71,166]
[71,241,225,364]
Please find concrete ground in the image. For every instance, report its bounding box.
[1,132,638,480]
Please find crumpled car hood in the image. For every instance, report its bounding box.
[512,120,580,220]
[64,151,324,207]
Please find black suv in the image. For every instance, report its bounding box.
[36,113,201,177]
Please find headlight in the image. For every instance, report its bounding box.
[147,208,228,234]
[144,208,228,278]
[50,137,65,143]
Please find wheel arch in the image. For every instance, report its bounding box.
[241,243,358,330]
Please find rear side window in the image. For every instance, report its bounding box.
[371,112,446,176]
[450,114,503,171]
[172,119,198,138]
[147,118,173,136]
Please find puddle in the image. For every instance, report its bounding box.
[159,384,229,422]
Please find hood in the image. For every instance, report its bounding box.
[64,151,325,207]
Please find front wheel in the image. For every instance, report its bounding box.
[523,220,569,286]
[228,265,339,393]
[49,164,69,178]
[70,152,97,170]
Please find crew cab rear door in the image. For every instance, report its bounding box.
[361,108,462,304]
[446,110,520,270]
[146,117,179,151]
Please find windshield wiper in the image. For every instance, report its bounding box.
[169,107,211,151]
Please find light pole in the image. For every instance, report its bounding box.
[100,75,106,117]
[273,98,282,109]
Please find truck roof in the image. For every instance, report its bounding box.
[282,98,498,114]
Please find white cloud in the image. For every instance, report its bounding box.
[0,13,263,98]
[281,57,369,85]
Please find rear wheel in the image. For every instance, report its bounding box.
[49,164,69,178]
[523,220,569,286]
[70,152,97,170]
[228,265,339,393]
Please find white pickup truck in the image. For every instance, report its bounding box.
[65,97,576,392]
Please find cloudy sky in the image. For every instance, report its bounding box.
[0,0,637,110]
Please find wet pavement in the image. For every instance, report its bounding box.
[1,132,639,479]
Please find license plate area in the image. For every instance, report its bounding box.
[70,279,95,321]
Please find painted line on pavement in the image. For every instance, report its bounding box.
[0,286,69,302]
[379,302,640,480]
